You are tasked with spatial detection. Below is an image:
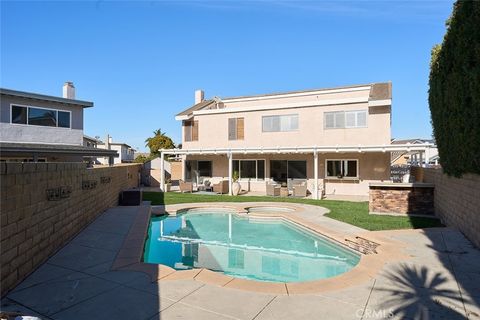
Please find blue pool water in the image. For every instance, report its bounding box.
[143,211,360,282]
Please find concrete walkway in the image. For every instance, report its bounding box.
[1,205,479,320]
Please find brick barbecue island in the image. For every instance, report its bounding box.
[369,182,435,216]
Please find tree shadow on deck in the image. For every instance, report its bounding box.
[377,263,469,319]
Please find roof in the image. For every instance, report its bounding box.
[83,135,102,143]
[175,99,215,117]
[0,88,94,108]
[0,142,118,157]
[109,142,133,148]
[369,82,392,101]
[175,82,391,118]
[392,138,435,145]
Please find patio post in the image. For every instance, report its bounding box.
[228,152,233,195]
[313,150,319,200]
[160,151,165,191]
[424,146,430,167]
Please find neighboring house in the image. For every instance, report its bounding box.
[0,83,117,163]
[159,82,433,198]
[97,136,135,165]
[391,139,439,166]
[83,135,102,148]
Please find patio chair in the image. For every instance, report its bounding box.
[266,182,280,196]
[179,180,193,193]
[292,183,307,198]
[213,180,229,194]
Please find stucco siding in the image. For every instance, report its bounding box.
[182,102,390,149]
[1,95,84,129]
[0,122,83,145]
[184,152,390,196]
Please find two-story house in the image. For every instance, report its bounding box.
[0,82,117,163]
[159,83,433,198]
[97,136,135,165]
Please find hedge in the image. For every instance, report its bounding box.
[428,1,480,177]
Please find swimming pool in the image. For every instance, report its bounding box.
[143,210,360,283]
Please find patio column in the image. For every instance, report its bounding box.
[313,151,319,200]
[228,152,233,195]
[424,147,430,168]
[160,151,165,191]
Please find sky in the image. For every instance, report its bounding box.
[1,0,454,152]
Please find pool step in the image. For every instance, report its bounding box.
[344,237,378,255]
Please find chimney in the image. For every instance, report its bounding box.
[63,82,75,99]
[105,134,111,150]
[195,89,204,104]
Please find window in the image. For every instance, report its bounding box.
[184,120,198,141]
[228,117,244,140]
[12,105,27,124]
[10,105,71,128]
[58,111,71,128]
[270,160,307,182]
[326,160,358,178]
[29,107,57,127]
[262,114,298,132]
[197,161,212,177]
[324,110,367,129]
[232,159,265,180]
[185,160,212,180]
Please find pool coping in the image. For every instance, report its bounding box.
[111,202,409,295]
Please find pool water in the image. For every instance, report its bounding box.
[143,211,360,283]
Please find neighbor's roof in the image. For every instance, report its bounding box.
[0,88,94,108]
[392,138,435,145]
[175,82,391,118]
[0,142,118,157]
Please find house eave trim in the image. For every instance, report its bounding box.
[159,143,436,155]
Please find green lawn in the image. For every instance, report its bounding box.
[143,192,443,231]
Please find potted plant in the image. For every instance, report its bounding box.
[232,171,241,196]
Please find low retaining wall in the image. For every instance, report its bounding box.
[0,162,141,296]
[411,166,480,248]
[369,182,434,215]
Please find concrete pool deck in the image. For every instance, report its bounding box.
[1,204,479,319]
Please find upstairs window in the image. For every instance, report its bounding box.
[324,110,367,129]
[12,105,27,124]
[262,114,298,132]
[11,105,71,128]
[228,117,244,140]
[184,120,199,141]
[326,160,358,178]
[28,107,57,127]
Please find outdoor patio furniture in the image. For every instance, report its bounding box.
[266,183,280,196]
[287,178,307,191]
[293,183,307,197]
[280,186,289,197]
[179,180,193,193]
[213,180,229,194]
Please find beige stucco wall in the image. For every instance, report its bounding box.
[182,102,390,149]
[185,152,390,196]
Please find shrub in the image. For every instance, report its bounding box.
[428,1,480,176]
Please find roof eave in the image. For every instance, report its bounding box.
[0,88,94,108]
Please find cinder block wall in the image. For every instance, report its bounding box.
[0,162,141,296]
[412,166,480,248]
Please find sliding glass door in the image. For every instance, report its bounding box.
[270,160,307,183]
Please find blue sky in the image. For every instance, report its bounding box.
[1,0,453,152]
